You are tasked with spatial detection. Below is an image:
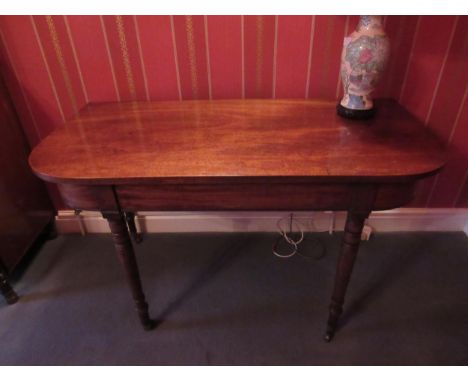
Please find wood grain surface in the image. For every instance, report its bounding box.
[29,99,446,185]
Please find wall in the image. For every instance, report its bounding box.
[0,15,466,209]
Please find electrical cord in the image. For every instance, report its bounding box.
[272,213,327,260]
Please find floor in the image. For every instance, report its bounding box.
[0,232,467,365]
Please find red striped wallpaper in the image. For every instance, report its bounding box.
[0,16,466,209]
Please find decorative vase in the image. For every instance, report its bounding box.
[337,16,390,119]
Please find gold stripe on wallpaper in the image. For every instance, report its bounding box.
[99,16,121,101]
[305,15,316,99]
[422,16,461,210]
[240,15,245,99]
[133,16,150,101]
[255,16,264,97]
[30,16,65,121]
[185,15,199,99]
[45,16,79,114]
[203,16,212,100]
[115,15,137,100]
[170,16,183,101]
[425,16,460,126]
[63,16,89,104]
[399,15,421,102]
[272,15,278,98]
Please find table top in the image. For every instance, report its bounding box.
[29,99,446,185]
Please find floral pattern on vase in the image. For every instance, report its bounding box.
[339,16,390,112]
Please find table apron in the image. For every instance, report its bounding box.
[58,182,416,212]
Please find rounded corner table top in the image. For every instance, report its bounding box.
[29,99,446,185]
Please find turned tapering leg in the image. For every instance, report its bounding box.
[103,211,154,330]
[125,212,143,243]
[0,259,19,305]
[324,210,369,342]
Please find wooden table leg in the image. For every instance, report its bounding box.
[0,259,19,305]
[324,210,370,342]
[125,212,143,243]
[103,211,155,330]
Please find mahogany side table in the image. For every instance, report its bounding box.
[29,99,446,341]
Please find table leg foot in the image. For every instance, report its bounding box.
[324,300,343,342]
[324,210,369,342]
[103,211,152,330]
[136,300,156,330]
[4,290,19,305]
[143,318,157,331]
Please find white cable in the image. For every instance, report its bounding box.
[272,213,305,258]
[277,214,304,246]
[272,237,297,258]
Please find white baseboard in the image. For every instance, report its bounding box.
[56,208,468,236]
